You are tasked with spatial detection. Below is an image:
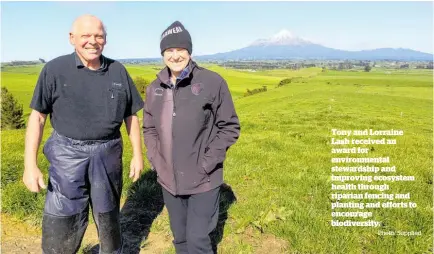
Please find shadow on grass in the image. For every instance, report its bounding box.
[83,172,236,254]
[211,183,237,254]
[120,170,165,253]
[84,170,165,254]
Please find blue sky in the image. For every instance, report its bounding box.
[1,1,433,62]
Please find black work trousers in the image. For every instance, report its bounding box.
[162,186,220,254]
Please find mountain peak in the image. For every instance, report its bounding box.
[272,29,295,40]
[250,29,312,46]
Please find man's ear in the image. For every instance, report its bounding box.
[69,33,75,46]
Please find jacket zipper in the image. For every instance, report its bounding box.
[169,73,188,195]
[171,83,178,196]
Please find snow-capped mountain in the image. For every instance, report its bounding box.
[196,30,433,61]
[250,29,312,47]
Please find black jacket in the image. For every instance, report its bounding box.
[143,61,240,195]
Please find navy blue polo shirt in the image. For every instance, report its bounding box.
[30,52,144,140]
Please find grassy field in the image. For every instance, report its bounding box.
[1,62,432,253]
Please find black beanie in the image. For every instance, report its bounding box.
[160,21,192,55]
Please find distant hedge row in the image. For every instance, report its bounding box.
[278,77,306,87]
[244,86,267,97]
[244,77,310,98]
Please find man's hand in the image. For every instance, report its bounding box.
[125,114,144,182]
[23,110,47,193]
[23,166,46,192]
[129,155,144,182]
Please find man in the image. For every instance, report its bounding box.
[143,21,240,253]
[23,15,144,254]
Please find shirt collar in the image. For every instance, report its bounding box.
[157,60,194,87]
[169,61,191,87]
[74,52,106,70]
[177,64,190,81]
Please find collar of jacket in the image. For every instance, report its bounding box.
[157,60,197,87]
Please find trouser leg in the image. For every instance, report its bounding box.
[162,188,189,254]
[89,138,123,254]
[42,134,90,254]
[186,187,220,254]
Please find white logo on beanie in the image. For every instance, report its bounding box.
[161,26,183,41]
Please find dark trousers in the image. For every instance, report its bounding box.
[42,131,123,254]
[162,187,220,254]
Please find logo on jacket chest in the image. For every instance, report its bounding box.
[154,88,164,96]
[191,83,203,96]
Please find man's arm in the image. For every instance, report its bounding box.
[202,80,241,174]
[122,67,145,182]
[23,110,47,192]
[125,114,143,182]
[143,85,158,169]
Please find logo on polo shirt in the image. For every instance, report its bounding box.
[161,26,183,41]
[112,82,122,88]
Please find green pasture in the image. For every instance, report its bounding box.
[1,63,432,253]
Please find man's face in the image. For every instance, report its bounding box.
[69,17,106,64]
[163,48,191,74]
